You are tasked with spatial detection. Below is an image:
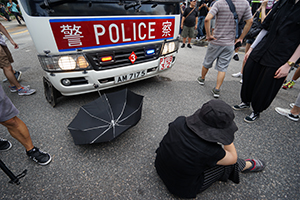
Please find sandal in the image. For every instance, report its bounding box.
[243,159,265,173]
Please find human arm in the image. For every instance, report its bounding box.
[235,18,253,46]
[260,0,268,22]
[204,13,216,41]
[274,44,300,79]
[0,23,18,49]
[181,16,186,29]
[244,29,268,63]
[7,3,12,9]
[195,16,198,30]
[216,143,238,166]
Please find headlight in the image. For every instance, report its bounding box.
[38,53,91,72]
[162,43,169,55]
[58,56,76,70]
[168,42,175,52]
[161,41,178,56]
[76,56,89,69]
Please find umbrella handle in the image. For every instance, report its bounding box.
[93,83,102,97]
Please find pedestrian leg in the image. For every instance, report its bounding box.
[199,158,246,193]
[251,66,285,113]
[0,116,34,151]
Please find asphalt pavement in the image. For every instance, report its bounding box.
[0,19,299,199]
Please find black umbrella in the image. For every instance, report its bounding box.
[68,88,143,145]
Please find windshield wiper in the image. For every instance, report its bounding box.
[40,0,77,9]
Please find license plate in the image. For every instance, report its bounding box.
[159,55,173,71]
[115,70,146,83]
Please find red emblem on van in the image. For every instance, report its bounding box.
[129,51,137,64]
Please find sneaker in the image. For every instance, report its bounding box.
[211,87,220,98]
[233,54,239,61]
[282,80,295,89]
[0,138,12,152]
[242,159,265,173]
[290,103,295,108]
[26,147,52,165]
[240,79,243,84]
[197,77,205,85]
[9,85,30,93]
[181,43,185,48]
[187,44,192,48]
[14,71,22,81]
[18,87,36,96]
[275,107,299,122]
[232,72,242,78]
[244,112,260,123]
[232,102,250,110]
[199,36,206,41]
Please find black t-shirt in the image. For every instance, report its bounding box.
[155,116,225,199]
[183,6,198,27]
[198,0,211,16]
[250,0,300,68]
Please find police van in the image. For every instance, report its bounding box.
[18,0,181,106]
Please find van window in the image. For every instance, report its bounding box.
[19,0,180,17]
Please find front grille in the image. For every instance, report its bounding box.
[85,43,162,71]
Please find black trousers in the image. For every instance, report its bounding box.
[241,57,285,113]
[199,158,246,193]
[11,12,24,25]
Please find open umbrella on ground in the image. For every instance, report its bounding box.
[68,88,144,145]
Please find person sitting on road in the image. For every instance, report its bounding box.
[0,83,52,165]
[155,99,265,199]
[0,22,35,96]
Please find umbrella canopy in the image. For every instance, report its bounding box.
[68,89,143,145]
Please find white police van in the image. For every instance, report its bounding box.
[18,0,180,106]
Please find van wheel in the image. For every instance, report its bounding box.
[43,77,61,107]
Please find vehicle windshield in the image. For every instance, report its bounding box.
[19,0,180,17]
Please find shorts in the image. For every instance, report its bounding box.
[0,84,19,122]
[203,43,234,72]
[181,26,195,39]
[0,45,14,68]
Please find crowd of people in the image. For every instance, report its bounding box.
[156,0,300,198]
[0,0,299,198]
[0,4,51,169]
[0,0,24,25]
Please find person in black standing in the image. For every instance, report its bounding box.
[196,0,211,40]
[233,0,300,123]
[181,0,198,48]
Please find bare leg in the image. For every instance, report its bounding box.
[242,161,253,171]
[182,37,187,44]
[2,65,21,89]
[0,116,34,151]
[292,67,300,81]
[216,71,226,90]
[291,105,300,115]
[187,37,192,44]
[201,66,209,79]
[241,43,252,74]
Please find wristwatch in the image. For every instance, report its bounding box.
[287,61,295,67]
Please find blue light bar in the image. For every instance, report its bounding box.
[146,49,155,55]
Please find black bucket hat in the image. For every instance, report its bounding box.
[186,99,238,145]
